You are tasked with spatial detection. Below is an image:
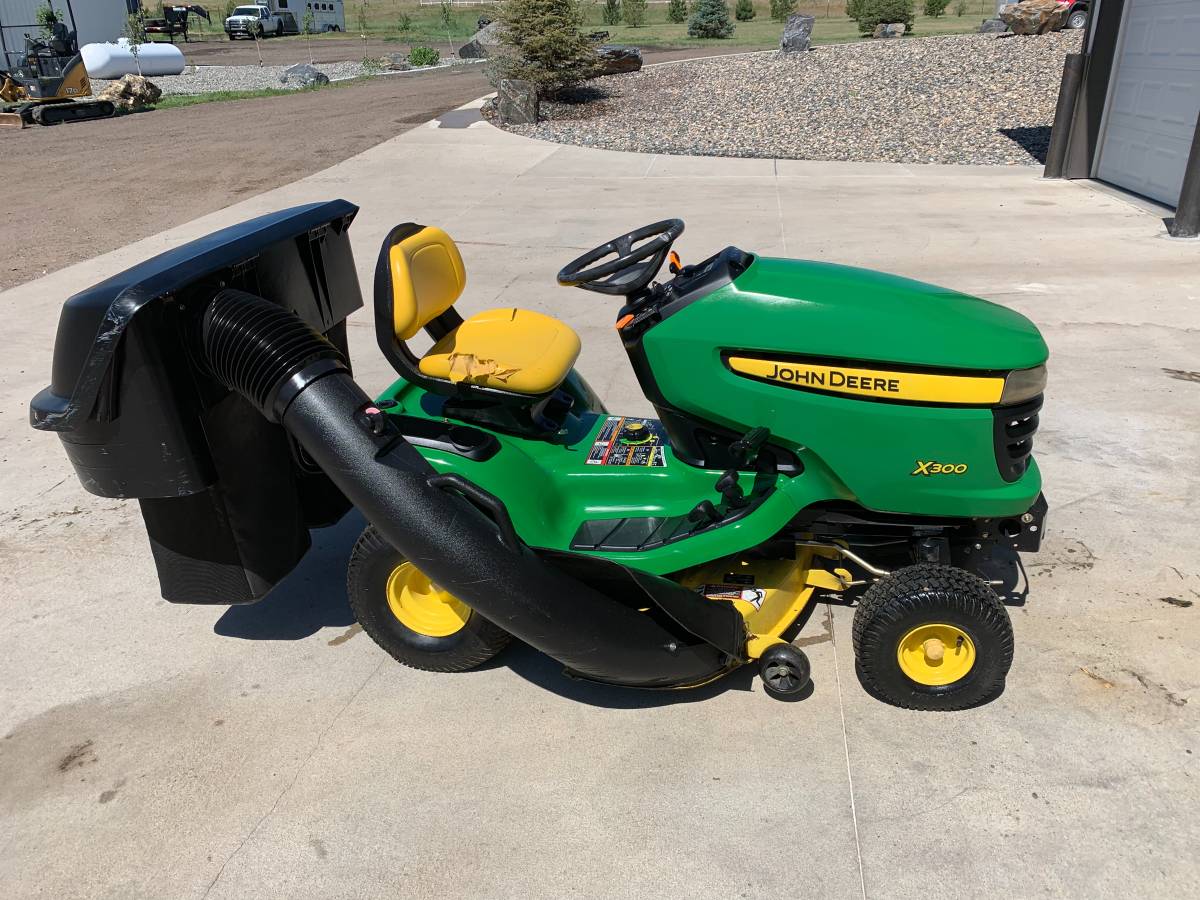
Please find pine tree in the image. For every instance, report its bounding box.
[734,0,755,20]
[494,0,599,97]
[687,0,734,37]
[602,0,622,25]
[769,0,795,22]
[667,0,688,22]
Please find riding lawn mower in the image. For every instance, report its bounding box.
[30,201,1048,709]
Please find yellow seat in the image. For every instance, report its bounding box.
[382,223,580,396]
[419,308,581,395]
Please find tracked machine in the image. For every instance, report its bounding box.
[0,21,114,128]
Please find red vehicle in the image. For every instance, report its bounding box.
[1058,0,1089,30]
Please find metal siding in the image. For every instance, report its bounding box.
[1096,0,1200,206]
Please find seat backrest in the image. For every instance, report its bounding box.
[379,223,466,341]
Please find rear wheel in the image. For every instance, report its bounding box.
[347,525,511,672]
[1067,9,1088,29]
[852,564,1013,711]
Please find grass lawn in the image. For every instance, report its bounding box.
[167,1,1001,52]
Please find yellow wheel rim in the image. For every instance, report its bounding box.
[896,623,976,686]
[385,562,471,638]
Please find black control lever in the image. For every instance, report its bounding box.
[715,470,748,509]
[731,426,770,468]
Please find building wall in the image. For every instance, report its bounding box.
[1,0,135,57]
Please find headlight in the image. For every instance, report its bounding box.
[1000,365,1047,406]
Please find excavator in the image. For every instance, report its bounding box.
[0,19,114,128]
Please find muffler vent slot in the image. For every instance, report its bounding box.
[993,395,1041,483]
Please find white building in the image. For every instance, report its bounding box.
[0,0,137,59]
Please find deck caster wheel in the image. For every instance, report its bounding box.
[347,525,511,672]
[759,643,811,699]
[852,564,1014,711]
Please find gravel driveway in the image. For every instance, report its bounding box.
[503,32,1083,165]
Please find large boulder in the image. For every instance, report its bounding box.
[780,14,814,53]
[280,63,329,87]
[496,79,538,125]
[872,22,906,38]
[595,45,642,76]
[999,0,1067,34]
[96,74,161,110]
[457,21,505,59]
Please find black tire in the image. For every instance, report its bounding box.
[759,643,811,700]
[347,525,511,672]
[852,564,1013,711]
[275,22,283,37]
[1067,10,1088,29]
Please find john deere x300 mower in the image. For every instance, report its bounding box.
[30,201,1047,709]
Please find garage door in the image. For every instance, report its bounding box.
[1096,0,1200,207]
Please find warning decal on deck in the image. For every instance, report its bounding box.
[586,416,668,468]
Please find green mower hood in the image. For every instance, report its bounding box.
[724,257,1048,372]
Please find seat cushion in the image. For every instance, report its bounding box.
[418,308,582,395]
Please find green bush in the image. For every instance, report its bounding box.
[844,0,866,18]
[493,0,598,97]
[622,0,647,26]
[688,0,734,37]
[734,0,755,20]
[667,0,688,23]
[769,0,795,22]
[923,0,949,17]
[854,0,914,34]
[602,0,622,25]
[396,12,413,33]
[408,46,441,66]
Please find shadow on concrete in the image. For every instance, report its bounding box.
[213,512,362,640]
[999,126,1052,165]
[496,641,795,709]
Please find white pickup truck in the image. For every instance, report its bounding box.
[224,4,291,40]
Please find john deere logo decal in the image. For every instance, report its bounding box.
[912,460,968,476]
[725,357,1005,405]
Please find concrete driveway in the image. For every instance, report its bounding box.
[2,103,1198,899]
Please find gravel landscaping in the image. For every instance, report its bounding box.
[91,58,478,96]
[501,32,1084,165]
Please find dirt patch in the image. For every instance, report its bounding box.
[0,46,740,293]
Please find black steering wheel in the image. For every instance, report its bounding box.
[557,219,684,296]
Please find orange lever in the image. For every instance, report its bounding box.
[616,313,635,330]
[668,251,682,275]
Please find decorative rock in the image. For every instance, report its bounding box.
[998,0,1067,35]
[476,15,492,31]
[496,79,538,125]
[595,45,643,76]
[872,23,906,39]
[979,18,1009,33]
[95,74,161,110]
[280,63,329,87]
[780,14,815,53]
[385,52,411,71]
[457,21,505,59]
[586,30,611,43]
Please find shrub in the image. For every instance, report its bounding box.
[769,0,795,22]
[844,0,866,18]
[667,0,688,22]
[408,46,441,66]
[953,0,967,14]
[622,0,647,26]
[439,0,454,29]
[602,0,622,25]
[688,0,734,37]
[493,0,598,97]
[854,0,914,34]
[396,12,413,33]
[923,0,949,17]
[735,0,755,20]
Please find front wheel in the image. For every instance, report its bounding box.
[852,564,1013,711]
[347,525,511,672]
[1066,10,1088,29]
